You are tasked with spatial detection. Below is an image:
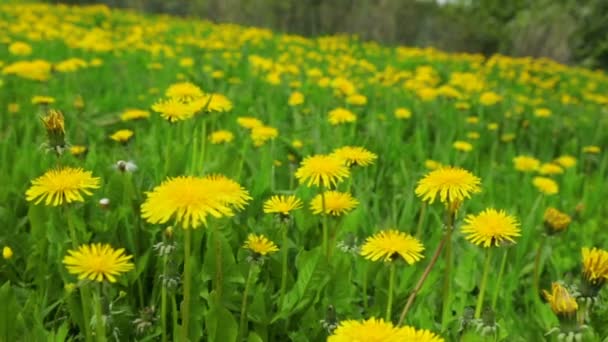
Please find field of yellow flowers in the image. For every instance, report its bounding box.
[1,3,608,342]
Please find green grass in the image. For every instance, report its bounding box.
[1,3,608,341]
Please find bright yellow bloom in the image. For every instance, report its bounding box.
[288,91,304,106]
[401,326,445,342]
[555,155,577,168]
[581,247,608,284]
[9,41,32,56]
[331,146,377,167]
[63,243,134,283]
[538,163,563,175]
[394,108,412,119]
[151,97,196,122]
[263,195,302,216]
[479,91,502,106]
[193,93,233,113]
[243,234,279,256]
[310,191,358,216]
[466,116,479,124]
[26,167,100,206]
[32,96,55,105]
[251,125,278,147]
[543,282,578,316]
[109,129,134,143]
[513,156,540,172]
[328,107,357,125]
[291,139,303,149]
[424,160,442,170]
[532,177,559,195]
[2,246,13,260]
[141,175,251,229]
[466,132,480,140]
[237,116,264,130]
[360,230,424,264]
[120,109,150,121]
[165,82,203,101]
[2,59,52,81]
[583,145,600,154]
[69,145,87,156]
[328,318,408,342]
[534,108,552,118]
[295,154,350,188]
[461,209,521,247]
[543,208,571,232]
[209,130,234,144]
[415,166,481,209]
[346,93,367,106]
[452,141,473,152]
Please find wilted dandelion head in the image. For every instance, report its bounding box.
[513,156,540,172]
[243,234,279,256]
[360,230,424,264]
[532,177,559,195]
[141,175,251,229]
[263,195,302,216]
[461,209,521,248]
[542,282,578,316]
[295,154,350,188]
[310,191,358,216]
[331,146,377,167]
[581,247,608,285]
[63,243,134,283]
[415,166,481,210]
[543,208,571,233]
[41,109,65,148]
[25,167,100,206]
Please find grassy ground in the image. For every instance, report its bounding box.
[1,3,607,341]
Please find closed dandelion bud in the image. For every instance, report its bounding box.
[164,226,173,239]
[2,246,13,260]
[580,247,608,298]
[41,109,66,154]
[544,208,572,234]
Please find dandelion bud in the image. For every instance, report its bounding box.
[41,109,66,154]
[543,282,578,319]
[544,208,572,235]
[164,226,173,239]
[2,246,13,260]
[64,283,77,293]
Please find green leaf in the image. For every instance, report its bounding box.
[205,292,238,342]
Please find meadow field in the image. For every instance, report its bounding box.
[1,3,608,342]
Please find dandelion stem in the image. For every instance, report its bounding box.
[239,265,255,341]
[475,248,493,319]
[279,220,289,308]
[161,252,168,342]
[441,212,455,330]
[182,229,192,341]
[67,209,92,342]
[415,203,427,238]
[362,263,369,312]
[321,188,329,258]
[532,234,547,297]
[215,230,224,299]
[386,263,396,321]
[94,284,106,342]
[398,229,449,325]
[492,249,508,310]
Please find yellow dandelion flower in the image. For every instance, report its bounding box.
[291,139,303,149]
[331,146,377,167]
[453,141,473,152]
[295,154,350,188]
[193,93,233,113]
[63,243,134,283]
[487,123,499,131]
[69,145,87,156]
[582,145,600,154]
[424,159,442,170]
[538,163,564,175]
[401,326,445,342]
[288,91,304,106]
[25,167,100,206]
[534,108,552,118]
[110,129,134,143]
[543,208,571,233]
[237,116,264,130]
[243,234,279,256]
[310,191,358,216]
[120,109,150,121]
[543,282,578,316]
[581,247,608,284]
[394,108,412,119]
[466,116,479,124]
[251,125,278,147]
[479,91,502,106]
[513,155,540,172]
[263,195,302,216]
[360,230,424,264]
[532,177,559,195]
[32,96,55,105]
[9,41,32,56]
[209,130,234,144]
[151,97,196,122]
[467,132,480,140]
[461,209,521,247]
[141,175,250,229]
[2,246,13,260]
[165,82,203,101]
[500,133,516,142]
[415,166,481,210]
[328,107,357,125]
[328,318,408,342]
[555,155,576,168]
[346,93,367,106]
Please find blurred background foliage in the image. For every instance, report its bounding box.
[41,0,608,69]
